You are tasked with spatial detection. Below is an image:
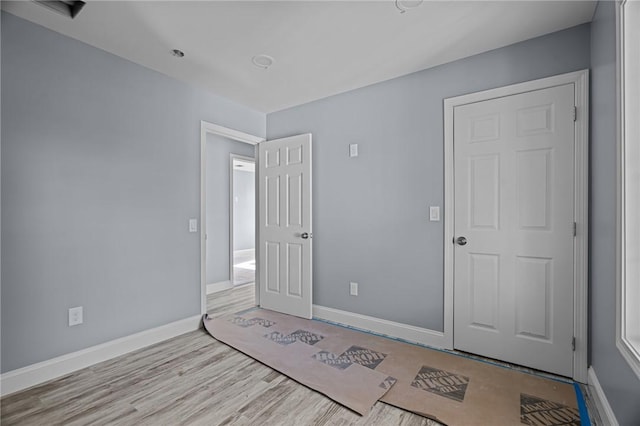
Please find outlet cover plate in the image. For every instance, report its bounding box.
[68,306,83,326]
[350,282,358,296]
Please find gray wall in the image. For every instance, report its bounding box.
[0,7,3,374]
[205,136,254,284]
[233,169,256,251]
[0,12,265,373]
[589,2,640,423]
[268,24,591,330]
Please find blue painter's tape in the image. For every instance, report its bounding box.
[574,382,591,426]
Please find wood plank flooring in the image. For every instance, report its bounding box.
[206,283,256,318]
[1,285,437,426]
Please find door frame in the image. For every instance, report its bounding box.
[229,154,256,288]
[443,70,589,382]
[200,121,264,315]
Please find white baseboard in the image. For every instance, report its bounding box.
[588,366,619,426]
[0,314,202,397]
[312,305,446,349]
[207,280,233,294]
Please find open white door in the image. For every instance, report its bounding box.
[258,134,312,319]
[453,84,576,376]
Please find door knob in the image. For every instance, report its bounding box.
[301,232,311,239]
[455,236,468,246]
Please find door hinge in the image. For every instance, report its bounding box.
[572,337,576,351]
[573,106,577,122]
[573,222,577,237]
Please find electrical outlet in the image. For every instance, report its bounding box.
[350,282,358,296]
[349,144,358,158]
[68,306,83,326]
[189,218,198,233]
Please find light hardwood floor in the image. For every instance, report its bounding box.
[232,249,255,286]
[1,284,436,426]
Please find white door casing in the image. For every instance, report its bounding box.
[258,134,313,319]
[200,121,264,315]
[453,84,576,377]
[444,71,589,382]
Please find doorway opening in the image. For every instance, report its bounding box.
[231,156,256,288]
[200,121,263,317]
[199,122,314,320]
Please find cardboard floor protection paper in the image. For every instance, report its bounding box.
[203,308,582,425]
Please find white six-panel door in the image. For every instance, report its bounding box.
[258,134,312,319]
[453,84,575,376]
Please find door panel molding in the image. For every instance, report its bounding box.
[200,121,265,315]
[258,133,313,319]
[443,70,589,382]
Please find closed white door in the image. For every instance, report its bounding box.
[453,84,575,376]
[258,134,312,319]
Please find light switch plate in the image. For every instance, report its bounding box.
[189,218,198,233]
[429,206,440,221]
[349,144,358,158]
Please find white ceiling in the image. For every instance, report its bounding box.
[2,1,596,113]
